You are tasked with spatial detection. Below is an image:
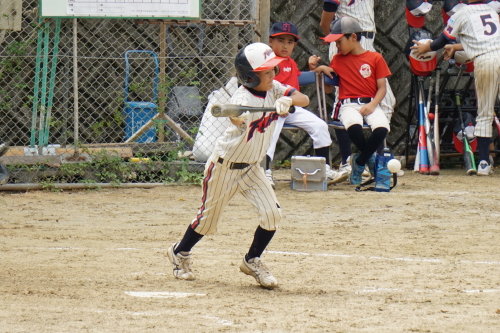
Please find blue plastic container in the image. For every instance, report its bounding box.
[124,101,157,143]
[123,50,159,143]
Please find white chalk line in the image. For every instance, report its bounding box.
[355,287,500,294]
[125,291,206,298]
[124,292,234,325]
[12,246,500,266]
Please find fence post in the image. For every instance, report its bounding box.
[258,0,270,43]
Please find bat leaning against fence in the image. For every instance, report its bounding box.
[451,60,477,175]
[417,81,430,175]
[434,68,441,170]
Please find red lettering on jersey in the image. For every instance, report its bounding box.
[348,0,355,5]
[247,112,280,141]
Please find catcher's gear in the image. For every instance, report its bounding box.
[235,42,284,89]
[274,96,293,115]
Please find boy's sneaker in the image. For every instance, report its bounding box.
[366,153,376,177]
[339,156,352,175]
[477,160,493,176]
[265,169,275,189]
[240,256,278,289]
[166,243,195,280]
[326,164,348,184]
[349,154,365,185]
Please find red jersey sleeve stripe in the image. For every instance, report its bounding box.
[285,87,296,96]
[443,30,456,41]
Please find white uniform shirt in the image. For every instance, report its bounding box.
[444,3,500,59]
[335,0,375,32]
[215,80,294,164]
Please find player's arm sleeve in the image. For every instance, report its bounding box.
[430,34,450,51]
[323,0,339,12]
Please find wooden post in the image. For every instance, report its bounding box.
[158,23,167,142]
[258,0,270,43]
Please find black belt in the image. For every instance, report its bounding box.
[341,97,373,105]
[361,31,375,39]
[218,157,250,170]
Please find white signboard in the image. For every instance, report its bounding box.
[40,0,201,19]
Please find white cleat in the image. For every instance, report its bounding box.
[240,257,278,289]
[166,243,195,280]
[477,160,493,176]
[265,169,275,189]
[326,164,349,184]
[339,156,352,175]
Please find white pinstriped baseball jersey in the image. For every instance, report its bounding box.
[191,80,293,235]
[444,3,500,59]
[215,80,294,164]
[443,3,500,138]
[325,0,376,32]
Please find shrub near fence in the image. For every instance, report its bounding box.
[0,0,256,187]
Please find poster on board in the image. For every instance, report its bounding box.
[40,0,201,20]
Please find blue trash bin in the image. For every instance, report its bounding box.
[124,101,157,143]
[123,50,159,143]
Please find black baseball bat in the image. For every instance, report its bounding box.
[451,60,477,175]
[434,67,441,168]
[211,104,296,117]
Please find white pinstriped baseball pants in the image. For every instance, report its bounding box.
[472,51,500,138]
[190,155,282,235]
[266,106,332,161]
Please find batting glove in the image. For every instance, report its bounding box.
[274,96,293,115]
[230,111,249,123]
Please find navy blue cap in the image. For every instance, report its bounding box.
[269,22,300,41]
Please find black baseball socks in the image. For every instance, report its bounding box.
[246,226,276,261]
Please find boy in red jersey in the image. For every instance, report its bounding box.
[315,17,391,185]
[264,22,347,187]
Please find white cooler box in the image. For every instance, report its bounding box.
[291,156,327,191]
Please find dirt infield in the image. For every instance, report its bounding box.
[1,169,500,332]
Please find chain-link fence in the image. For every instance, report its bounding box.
[0,0,257,186]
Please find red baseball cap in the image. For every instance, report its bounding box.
[408,39,437,75]
[406,0,433,28]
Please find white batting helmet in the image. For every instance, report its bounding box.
[234,42,285,88]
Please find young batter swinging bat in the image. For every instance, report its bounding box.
[211,104,295,117]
